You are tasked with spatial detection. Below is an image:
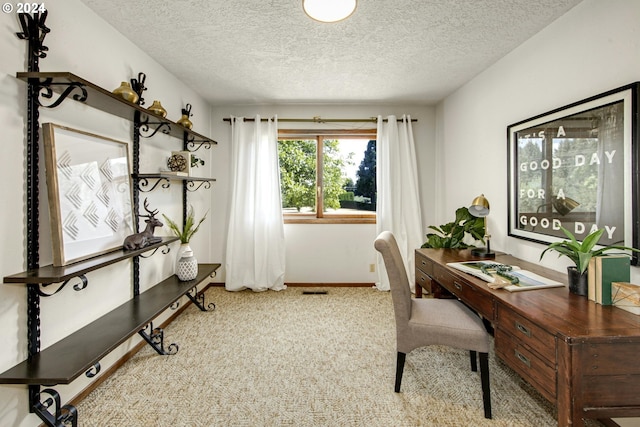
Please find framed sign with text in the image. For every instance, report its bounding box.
[507,82,640,265]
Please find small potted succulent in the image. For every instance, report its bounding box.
[540,226,638,295]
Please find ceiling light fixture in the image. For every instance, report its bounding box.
[303,0,357,23]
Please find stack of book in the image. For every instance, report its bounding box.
[587,255,631,306]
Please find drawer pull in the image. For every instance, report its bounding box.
[515,321,531,338]
[421,260,427,266]
[515,350,531,368]
[453,282,463,291]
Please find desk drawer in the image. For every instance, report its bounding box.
[415,268,433,296]
[432,264,494,320]
[497,305,556,363]
[415,251,434,276]
[495,328,556,401]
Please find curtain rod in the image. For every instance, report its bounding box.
[222,117,417,124]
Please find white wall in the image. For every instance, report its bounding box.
[436,1,640,423]
[0,2,213,426]
[209,104,436,284]
[437,0,640,279]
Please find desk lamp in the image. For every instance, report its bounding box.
[469,194,495,259]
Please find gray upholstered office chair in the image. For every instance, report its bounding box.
[374,231,492,419]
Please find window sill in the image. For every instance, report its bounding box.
[284,215,376,224]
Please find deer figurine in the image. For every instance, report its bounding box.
[123,199,164,250]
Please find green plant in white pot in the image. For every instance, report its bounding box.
[539,226,638,296]
[163,207,207,281]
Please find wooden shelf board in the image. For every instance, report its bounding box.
[16,72,218,145]
[3,237,179,285]
[0,263,220,385]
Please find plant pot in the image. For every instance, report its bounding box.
[567,266,588,296]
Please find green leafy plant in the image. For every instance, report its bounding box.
[421,207,485,249]
[539,226,638,273]
[162,206,208,244]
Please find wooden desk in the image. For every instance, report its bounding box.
[415,248,640,427]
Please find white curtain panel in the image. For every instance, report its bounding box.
[375,115,423,292]
[225,115,286,292]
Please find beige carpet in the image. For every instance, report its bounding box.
[76,287,603,426]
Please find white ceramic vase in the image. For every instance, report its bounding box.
[176,243,198,281]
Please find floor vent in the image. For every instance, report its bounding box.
[302,290,328,295]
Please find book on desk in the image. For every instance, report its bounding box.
[587,254,631,305]
[447,261,564,292]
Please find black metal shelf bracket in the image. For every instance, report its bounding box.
[30,387,78,427]
[138,176,171,192]
[32,79,88,109]
[36,274,88,297]
[139,117,171,138]
[138,322,179,355]
[186,137,213,151]
[139,243,171,259]
[85,362,101,378]
[186,286,216,312]
[186,180,212,192]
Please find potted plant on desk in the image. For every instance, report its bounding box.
[539,227,638,296]
[421,206,485,249]
[163,207,207,281]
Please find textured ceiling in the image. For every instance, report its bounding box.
[79,0,582,106]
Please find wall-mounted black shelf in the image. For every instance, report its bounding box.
[3,237,179,286]
[0,263,220,385]
[16,72,218,146]
[12,17,220,426]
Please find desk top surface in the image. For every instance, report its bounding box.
[417,248,640,341]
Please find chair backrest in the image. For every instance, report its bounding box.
[374,231,412,324]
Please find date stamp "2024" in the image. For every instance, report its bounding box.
[2,2,46,13]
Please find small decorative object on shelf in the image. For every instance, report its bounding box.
[168,151,191,175]
[177,103,193,129]
[147,100,167,117]
[167,153,187,172]
[130,72,147,106]
[112,81,139,104]
[191,154,205,169]
[176,247,198,281]
[123,199,164,250]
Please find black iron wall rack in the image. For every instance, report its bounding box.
[3,12,220,427]
[15,72,218,149]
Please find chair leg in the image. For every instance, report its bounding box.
[469,350,477,372]
[395,352,406,392]
[479,352,492,419]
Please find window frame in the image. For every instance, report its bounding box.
[278,129,377,224]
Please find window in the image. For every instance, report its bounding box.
[278,129,377,223]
